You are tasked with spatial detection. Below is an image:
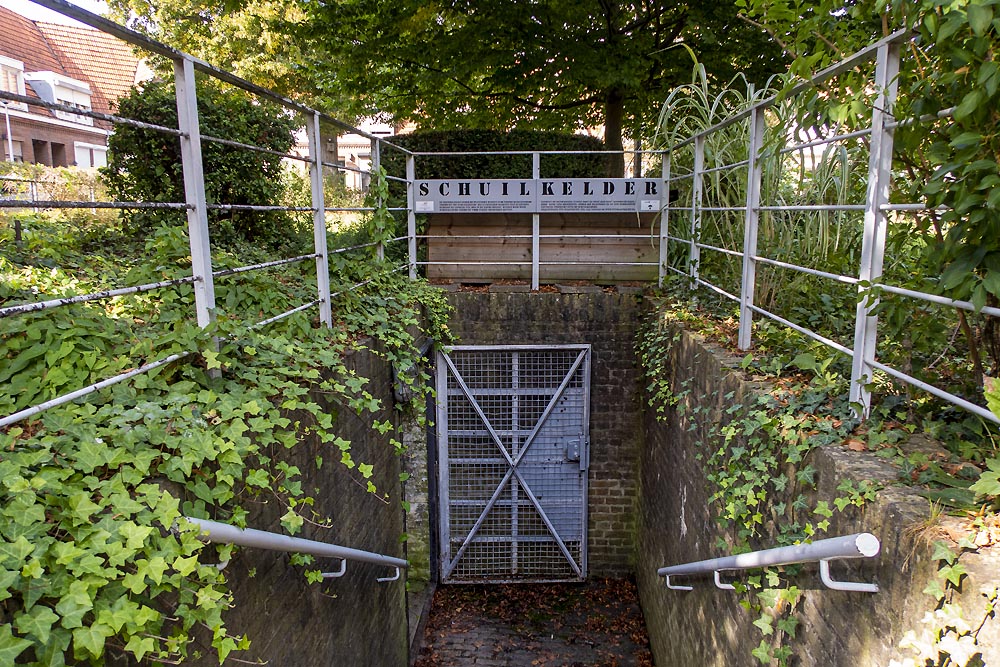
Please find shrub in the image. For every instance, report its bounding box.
[102,80,298,246]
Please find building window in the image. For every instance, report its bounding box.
[74,142,107,168]
[2,139,23,162]
[0,56,28,111]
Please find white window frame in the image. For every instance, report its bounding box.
[0,56,28,112]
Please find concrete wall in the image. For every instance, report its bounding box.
[189,345,409,667]
[636,324,1000,666]
[445,291,647,576]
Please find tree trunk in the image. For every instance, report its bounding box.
[604,89,626,178]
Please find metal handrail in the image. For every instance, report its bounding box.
[184,517,408,583]
[657,532,881,593]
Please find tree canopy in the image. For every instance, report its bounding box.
[109,0,786,175]
[301,0,785,174]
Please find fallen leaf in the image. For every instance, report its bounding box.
[846,438,867,451]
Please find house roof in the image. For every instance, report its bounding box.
[0,6,66,96]
[35,21,141,116]
[0,6,141,118]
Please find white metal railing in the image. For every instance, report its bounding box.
[184,517,408,582]
[659,29,1000,425]
[0,0,415,428]
[658,532,881,593]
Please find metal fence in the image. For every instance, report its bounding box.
[2,3,996,430]
[0,0,417,429]
[659,29,1000,426]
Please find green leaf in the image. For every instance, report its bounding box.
[931,541,957,564]
[14,605,59,647]
[776,615,799,638]
[281,509,304,534]
[125,635,156,662]
[968,3,994,36]
[55,582,93,630]
[751,639,772,663]
[753,613,774,636]
[72,623,112,659]
[0,624,32,664]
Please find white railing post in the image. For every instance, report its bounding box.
[372,138,384,262]
[849,42,900,417]
[738,107,766,350]
[173,56,215,329]
[406,154,417,280]
[689,136,705,291]
[531,152,540,290]
[658,152,671,287]
[307,111,332,327]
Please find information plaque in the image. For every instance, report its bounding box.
[414,178,662,214]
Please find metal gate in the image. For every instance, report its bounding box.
[436,345,590,583]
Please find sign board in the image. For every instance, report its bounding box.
[415,178,662,214]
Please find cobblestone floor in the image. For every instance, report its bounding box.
[412,578,653,667]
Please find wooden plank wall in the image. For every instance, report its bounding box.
[426,213,660,283]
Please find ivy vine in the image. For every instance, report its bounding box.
[0,213,452,665]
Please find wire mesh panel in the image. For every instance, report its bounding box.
[437,345,590,583]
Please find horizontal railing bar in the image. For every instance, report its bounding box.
[0,275,199,318]
[251,300,320,329]
[699,206,747,212]
[748,302,854,356]
[0,351,192,428]
[868,360,1000,425]
[779,127,873,154]
[331,241,381,254]
[214,254,318,278]
[416,234,659,240]
[414,261,531,266]
[0,89,184,136]
[695,242,743,258]
[885,106,955,130]
[0,200,189,209]
[184,517,408,569]
[409,150,664,157]
[667,265,687,278]
[657,533,880,577]
[384,175,409,183]
[205,204,314,212]
[695,277,740,303]
[419,235,532,240]
[880,203,944,212]
[702,159,750,174]
[321,161,375,176]
[757,204,865,212]
[753,256,860,286]
[324,207,376,212]
[540,261,657,266]
[200,134,310,163]
[872,283,1000,318]
[538,234,658,239]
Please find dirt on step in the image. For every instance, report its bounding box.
[413,577,654,667]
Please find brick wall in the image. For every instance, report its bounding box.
[445,292,648,576]
[635,324,1000,666]
[189,345,409,667]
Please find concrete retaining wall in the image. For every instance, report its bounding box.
[190,345,409,666]
[636,324,1000,666]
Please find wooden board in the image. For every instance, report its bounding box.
[425,213,661,282]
